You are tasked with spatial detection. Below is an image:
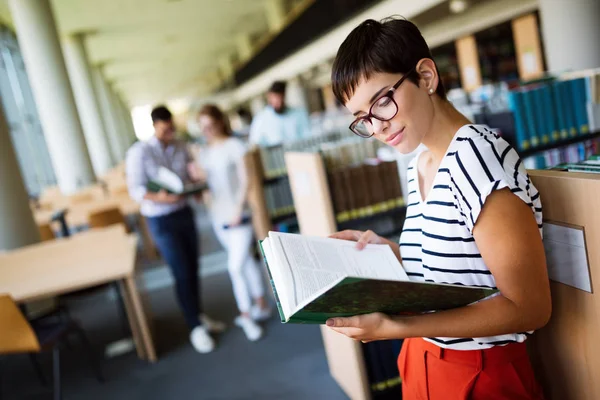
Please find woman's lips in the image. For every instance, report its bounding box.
[386,128,405,146]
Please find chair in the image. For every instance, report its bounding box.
[0,294,103,400]
[38,224,56,242]
[88,207,131,233]
[85,208,132,335]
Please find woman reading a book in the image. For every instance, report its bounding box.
[196,104,272,342]
[327,18,550,399]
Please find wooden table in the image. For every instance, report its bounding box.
[0,225,157,362]
[33,195,157,260]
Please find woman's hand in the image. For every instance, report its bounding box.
[330,229,402,262]
[329,229,384,250]
[326,313,400,343]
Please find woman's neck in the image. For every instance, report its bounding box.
[421,98,471,164]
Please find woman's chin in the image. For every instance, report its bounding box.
[393,141,418,155]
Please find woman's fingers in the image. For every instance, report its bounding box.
[329,230,363,242]
[356,230,379,250]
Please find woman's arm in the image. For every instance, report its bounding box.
[230,147,251,224]
[328,188,552,341]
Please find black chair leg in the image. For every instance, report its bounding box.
[52,347,62,400]
[29,353,48,386]
[74,326,105,383]
[112,282,131,337]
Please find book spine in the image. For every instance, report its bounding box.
[542,85,559,143]
[507,90,530,150]
[533,87,550,145]
[522,88,540,147]
[551,82,569,140]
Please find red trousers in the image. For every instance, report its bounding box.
[398,338,545,400]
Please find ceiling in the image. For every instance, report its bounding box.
[0,0,306,106]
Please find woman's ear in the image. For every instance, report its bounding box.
[416,58,440,95]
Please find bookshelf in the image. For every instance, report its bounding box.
[519,130,600,158]
[285,151,405,400]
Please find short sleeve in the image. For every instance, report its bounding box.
[447,134,538,233]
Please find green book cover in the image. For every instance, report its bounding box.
[147,180,207,196]
[259,240,496,325]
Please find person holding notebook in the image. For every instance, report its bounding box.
[126,105,224,354]
[196,104,272,342]
[326,18,550,399]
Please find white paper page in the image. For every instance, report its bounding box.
[268,232,407,311]
[155,167,184,193]
[543,222,591,292]
[261,238,294,319]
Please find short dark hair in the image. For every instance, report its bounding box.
[151,105,172,123]
[198,104,232,137]
[331,17,446,104]
[268,81,286,94]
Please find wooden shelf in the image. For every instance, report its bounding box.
[337,206,406,231]
[519,131,600,158]
[263,174,288,185]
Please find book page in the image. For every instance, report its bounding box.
[261,238,295,319]
[268,232,407,314]
[155,167,184,193]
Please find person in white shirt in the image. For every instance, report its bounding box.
[248,81,311,146]
[196,104,272,342]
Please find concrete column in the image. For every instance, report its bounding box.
[8,0,95,194]
[538,0,600,72]
[62,33,114,175]
[119,98,138,145]
[250,96,267,117]
[93,68,125,161]
[0,104,40,250]
[110,90,132,154]
[286,77,309,110]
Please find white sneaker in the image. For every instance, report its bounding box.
[199,314,226,333]
[250,304,273,322]
[190,326,215,353]
[235,315,263,342]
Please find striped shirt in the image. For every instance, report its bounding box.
[399,124,543,350]
[126,136,192,218]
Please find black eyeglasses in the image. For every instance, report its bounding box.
[349,68,415,138]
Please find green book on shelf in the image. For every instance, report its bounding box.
[259,232,497,324]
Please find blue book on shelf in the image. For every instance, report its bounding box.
[541,85,559,143]
[568,78,590,135]
[551,82,569,139]
[559,80,578,137]
[522,88,540,148]
[533,87,550,145]
[507,90,530,151]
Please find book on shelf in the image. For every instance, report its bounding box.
[147,166,207,195]
[259,231,496,324]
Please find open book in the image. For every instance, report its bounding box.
[147,166,207,195]
[260,232,497,324]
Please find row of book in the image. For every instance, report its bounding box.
[549,153,600,174]
[328,160,404,223]
[522,138,600,170]
[259,132,343,179]
[363,340,403,398]
[264,177,295,219]
[508,70,599,152]
[321,138,384,171]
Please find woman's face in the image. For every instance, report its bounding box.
[344,67,436,154]
[198,115,223,141]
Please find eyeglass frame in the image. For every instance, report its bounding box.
[349,67,417,138]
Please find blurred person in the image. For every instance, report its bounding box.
[197,104,272,342]
[126,105,225,354]
[248,80,311,146]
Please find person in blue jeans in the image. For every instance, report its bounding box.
[126,105,224,353]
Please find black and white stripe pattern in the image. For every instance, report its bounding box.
[399,125,543,350]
